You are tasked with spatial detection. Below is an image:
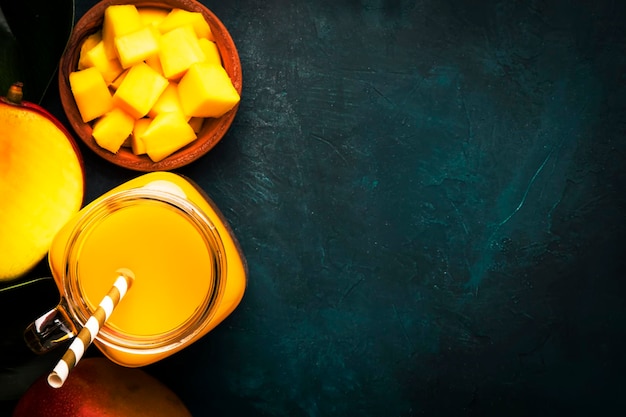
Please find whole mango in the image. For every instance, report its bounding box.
[12,357,192,417]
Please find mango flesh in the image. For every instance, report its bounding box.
[158,25,205,80]
[0,90,83,281]
[77,32,102,70]
[148,82,184,118]
[138,7,169,27]
[69,67,113,122]
[158,8,214,40]
[102,4,142,59]
[198,37,222,66]
[70,4,240,161]
[179,62,241,118]
[115,26,160,68]
[12,358,192,417]
[142,111,197,162]
[112,62,168,119]
[92,107,135,153]
[81,40,125,84]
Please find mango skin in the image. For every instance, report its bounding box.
[12,357,192,417]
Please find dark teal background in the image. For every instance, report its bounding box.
[2,0,626,415]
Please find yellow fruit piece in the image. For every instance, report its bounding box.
[113,62,169,119]
[198,38,222,66]
[145,54,164,76]
[142,112,197,162]
[69,67,114,122]
[148,82,184,118]
[115,26,160,68]
[0,92,83,281]
[178,62,240,118]
[158,8,214,41]
[92,107,135,153]
[82,41,124,84]
[131,118,151,155]
[110,69,129,91]
[188,116,204,133]
[102,5,142,59]
[78,31,102,70]
[137,7,169,27]
[158,25,205,80]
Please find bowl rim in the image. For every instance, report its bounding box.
[58,0,242,171]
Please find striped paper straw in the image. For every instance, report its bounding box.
[47,268,134,388]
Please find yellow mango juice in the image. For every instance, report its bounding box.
[47,172,247,367]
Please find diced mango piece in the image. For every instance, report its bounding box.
[142,112,197,162]
[69,67,114,122]
[92,107,135,153]
[102,5,142,59]
[178,62,240,118]
[158,25,205,80]
[137,7,169,27]
[158,8,213,41]
[131,118,151,155]
[113,62,169,119]
[109,69,129,91]
[198,38,222,66]
[78,31,102,70]
[188,117,204,133]
[145,54,164,76]
[115,26,160,68]
[148,82,184,118]
[82,41,124,84]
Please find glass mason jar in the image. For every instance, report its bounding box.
[24,172,247,367]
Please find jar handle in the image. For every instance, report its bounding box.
[23,298,77,354]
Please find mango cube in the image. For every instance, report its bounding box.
[148,82,184,118]
[114,26,160,68]
[137,7,169,27]
[158,8,214,40]
[131,118,151,155]
[188,116,204,133]
[158,25,205,80]
[78,32,102,70]
[69,67,113,122]
[141,112,197,162]
[102,5,142,59]
[109,69,129,91]
[198,38,222,66]
[178,62,240,118]
[145,54,164,76]
[113,62,169,119]
[92,107,135,153]
[82,40,124,84]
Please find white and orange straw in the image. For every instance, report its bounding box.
[47,268,134,388]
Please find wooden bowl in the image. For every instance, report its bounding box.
[59,0,242,171]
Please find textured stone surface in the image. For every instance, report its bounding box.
[2,0,625,416]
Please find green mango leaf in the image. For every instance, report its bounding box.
[0,0,74,104]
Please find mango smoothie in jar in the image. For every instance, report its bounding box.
[25,172,247,367]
